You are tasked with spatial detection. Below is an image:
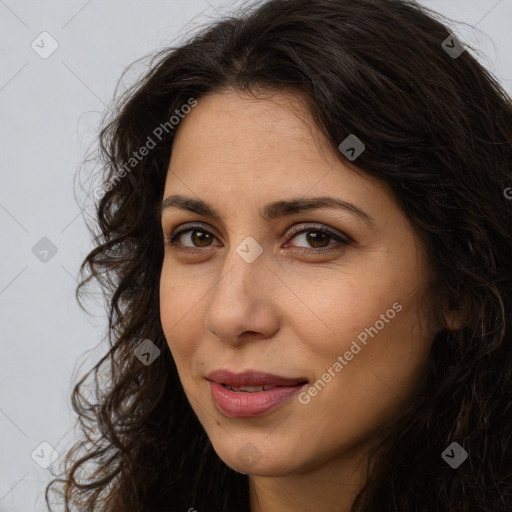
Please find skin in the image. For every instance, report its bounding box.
[159,89,449,512]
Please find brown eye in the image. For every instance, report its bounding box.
[303,231,331,248]
[168,226,219,248]
[190,230,214,247]
[286,225,350,253]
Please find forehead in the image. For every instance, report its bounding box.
[168,89,337,172]
[163,89,391,226]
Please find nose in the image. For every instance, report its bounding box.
[204,240,280,346]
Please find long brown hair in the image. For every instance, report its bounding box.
[46,0,512,510]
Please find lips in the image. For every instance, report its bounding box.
[206,369,308,417]
[206,369,308,388]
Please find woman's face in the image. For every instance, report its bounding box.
[159,90,441,477]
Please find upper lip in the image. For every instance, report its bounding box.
[206,369,308,387]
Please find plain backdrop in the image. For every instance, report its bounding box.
[1,0,511,510]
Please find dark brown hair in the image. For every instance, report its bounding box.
[46,0,512,510]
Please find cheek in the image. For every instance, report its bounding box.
[319,300,432,414]
[294,265,433,407]
[317,267,427,362]
[159,271,202,364]
[293,304,433,464]
[280,271,400,362]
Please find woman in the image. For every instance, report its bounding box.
[46,0,512,510]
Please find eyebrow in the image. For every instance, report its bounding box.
[159,193,375,226]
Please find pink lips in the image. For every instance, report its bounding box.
[206,369,308,418]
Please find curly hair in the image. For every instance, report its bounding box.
[45,0,512,510]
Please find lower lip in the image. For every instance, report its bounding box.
[209,381,306,418]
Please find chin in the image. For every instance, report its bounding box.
[212,440,299,476]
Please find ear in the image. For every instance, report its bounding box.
[442,308,465,331]
[441,296,472,331]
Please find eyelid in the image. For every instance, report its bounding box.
[286,223,351,244]
[168,223,221,244]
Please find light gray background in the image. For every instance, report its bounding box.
[1,1,510,510]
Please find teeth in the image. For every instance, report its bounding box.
[224,385,276,392]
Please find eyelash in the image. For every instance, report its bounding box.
[165,223,351,255]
